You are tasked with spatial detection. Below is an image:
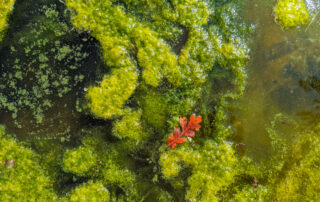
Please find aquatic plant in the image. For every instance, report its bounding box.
[86,66,138,119]
[0,0,15,41]
[64,0,251,200]
[160,140,238,201]
[63,181,110,202]
[167,114,202,149]
[62,146,97,176]
[0,127,57,200]
[112,109,148,151]
[274,0,310,28]
[0,0,253,200]
[264,114,320,201]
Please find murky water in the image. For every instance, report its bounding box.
[0,0,103,150]
[235,0,320,159]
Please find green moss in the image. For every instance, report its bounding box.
[112,109,148,151]
[232,185,268,202]
[64,130,142,201]
[65,0,182,88]
[0,130,57,200]
[169,0,211,28]
[86,66,138,119]
[62,146,97,176]
[159,140,237,201]
[0,0,15,41]
[140,90,168,130]
[265,117,320,201]
[62,0,251,200]
[65,181,110,202]
[274,0,310,28]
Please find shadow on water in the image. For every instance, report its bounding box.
[232,0,320,160]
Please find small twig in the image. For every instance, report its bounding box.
[58,0,65,5]
[306,10,320,32]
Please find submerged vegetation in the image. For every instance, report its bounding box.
[0,0,319,201]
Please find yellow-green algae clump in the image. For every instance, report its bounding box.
[3,0,253,201]
[62,146,97,176]
[86,66,138,119]
[3,0,320,201]
[274,0,310,28]
[63,181,110,202]
[0,126,57,201]
[265,115,320,201]
[159,141,237,201]
[64,0,252,200]
[0,0,15,41]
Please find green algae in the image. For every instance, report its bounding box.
[64,181,110,202]
[86,66,138,119]
[0,129,57,201]
[61,0,251,200]
[62,146,97,176]
[274,0,310,28]
[0,0,15,41]
[3,0,313,201]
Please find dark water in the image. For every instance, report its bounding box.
[0,0,104,149]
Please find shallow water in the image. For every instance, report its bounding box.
[234,0,320,159]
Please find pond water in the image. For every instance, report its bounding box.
[235,0,320,159]
[0,0,104,149]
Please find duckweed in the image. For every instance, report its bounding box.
[0,5,91,128]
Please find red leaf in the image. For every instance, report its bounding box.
[190,124,201,131]
[179,116,188,131]
[189,114,202,124]
[175,137,186,144]
[167,114,202,149]
[170,143,177,149]
[184,130,195,137]
[188,114,202,131]
[168,134,175,145]
[174,127,181,138]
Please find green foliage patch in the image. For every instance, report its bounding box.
[274,0,310,28]
[0,129,57,201]
[64,181,110,202]
[0,0,15,41]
